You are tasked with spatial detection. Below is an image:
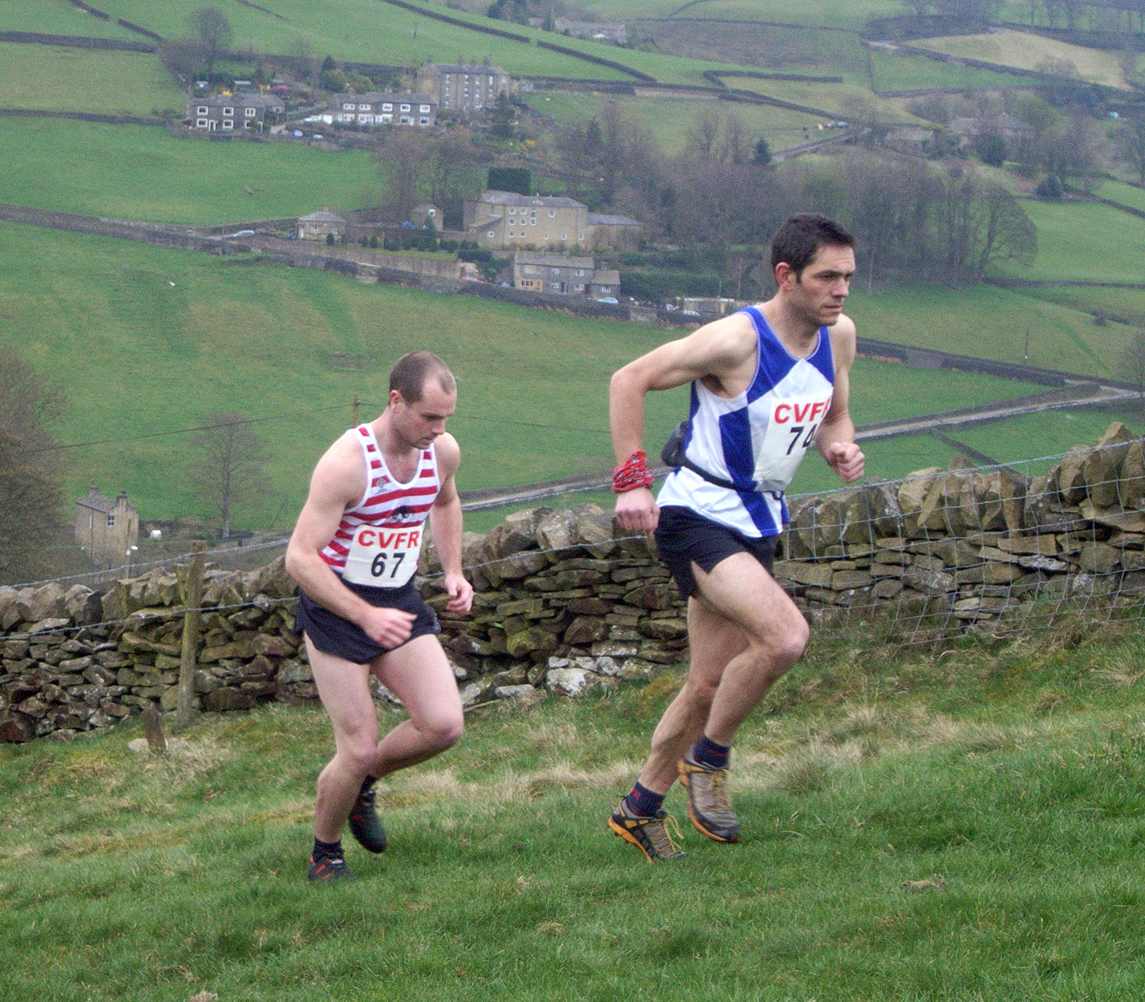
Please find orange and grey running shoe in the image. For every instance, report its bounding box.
[608,800,686,862]
[678,754,740,842]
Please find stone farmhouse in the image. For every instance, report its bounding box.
[75,486,138,570]
[416,60,514,115]
[512,252,620,298]
[462,190,641,251]
[186,92,284,133]
[297,206,346,241]
[328,91,437,127]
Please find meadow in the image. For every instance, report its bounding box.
[0,222,1064,533]
[2,622,1144,1001]
[0,44,184,117]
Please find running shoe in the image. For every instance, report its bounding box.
[608,800,686,862]
[347,786,388,853]
[678,754,740,842]
[307,853,358,882]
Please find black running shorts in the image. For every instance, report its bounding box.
[295,578,440,665]
[654,505,777,600]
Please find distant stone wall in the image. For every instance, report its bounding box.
[3,422,1144,743]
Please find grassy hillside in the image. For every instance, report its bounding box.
[0,44,184,117]
[0,221,1063,532]
[0,119,379,224]
[3,622,1144,1001]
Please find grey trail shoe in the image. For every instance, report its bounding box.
[678,754,740,842]
[608,800,686,862]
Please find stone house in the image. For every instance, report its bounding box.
[513,252,597,294]
[297,206,346,241]
[463,191,641,252]
[75,486,139,570]
[330,91,436,127]
[416,60,514,115]
[187,92,284,133]
[464,191,591,251]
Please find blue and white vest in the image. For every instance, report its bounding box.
[656,305,835,538]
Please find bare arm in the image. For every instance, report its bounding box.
[815,315,865,484]
[427,433,473,615]
[285,433,416,648]
[610,313,758,533]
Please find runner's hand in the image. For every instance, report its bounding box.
[443,572,474,615]
[359,606,416,648]
[615,486,659,534]
[825,441,864,484]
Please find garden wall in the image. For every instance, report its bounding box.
[3,423,1145,743]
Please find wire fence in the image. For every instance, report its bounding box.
[8,436,1145,653]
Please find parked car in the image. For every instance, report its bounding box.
[596,296,619,304]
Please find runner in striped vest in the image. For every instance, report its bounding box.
[286,351,473,882]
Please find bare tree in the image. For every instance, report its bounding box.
[0,348,66,584]
[1114,113,1145,185]
[1120,330,1145,415]
[189,412,270,539]
[186,7,233,73]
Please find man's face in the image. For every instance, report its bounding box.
[391,380,456,449]
[783,243,856,328]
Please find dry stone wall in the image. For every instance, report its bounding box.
[3,422,1145,744]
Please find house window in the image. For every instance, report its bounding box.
[427,209,435,217]
[420,105,431,113]
[343,102,354,111]
[561,232,567,240]
[400,104,411,112]
[382,103,393,111]
[419,117,429,125]
[196,119,209,128]
[487,231,495,238]
[380,114,392,123]
[223,106,234,116]
[222,120,234,130]
[197,105,208,115]
[107,514,115,527]
[551,268,560,275]
[548,210,556,217]
[550,282,561,291]
[359,103,370,110]
[245,107,256,117]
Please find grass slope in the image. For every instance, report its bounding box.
[0,222,1061,530]
[0,44,184,117]
[2,622,1144,1000]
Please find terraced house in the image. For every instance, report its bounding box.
[330,92,436,127]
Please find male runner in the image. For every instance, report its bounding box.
[286,350,473,881]
[607,213,865,861]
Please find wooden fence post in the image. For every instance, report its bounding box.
[176,541,206,731]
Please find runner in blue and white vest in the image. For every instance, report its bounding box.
[607,214,865,862]
[286,351,473,882]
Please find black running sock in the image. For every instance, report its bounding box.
[625,782,665,818]
[312,838,343,861]
[359,775,377,796]
[692,734,731,770]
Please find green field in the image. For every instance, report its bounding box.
[848,282,1133,377]
[3,622,1145,1000]
[0,221,1065,532]
[0,119,379,224]
[869,48,1030,93]
[0,44,183,117]
[996,198,1145,285]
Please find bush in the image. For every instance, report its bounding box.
[1036,175,1063,199]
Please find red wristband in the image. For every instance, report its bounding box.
[612,450,654,493]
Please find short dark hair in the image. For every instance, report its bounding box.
[770,213,855,278]
[389,351,456,403]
